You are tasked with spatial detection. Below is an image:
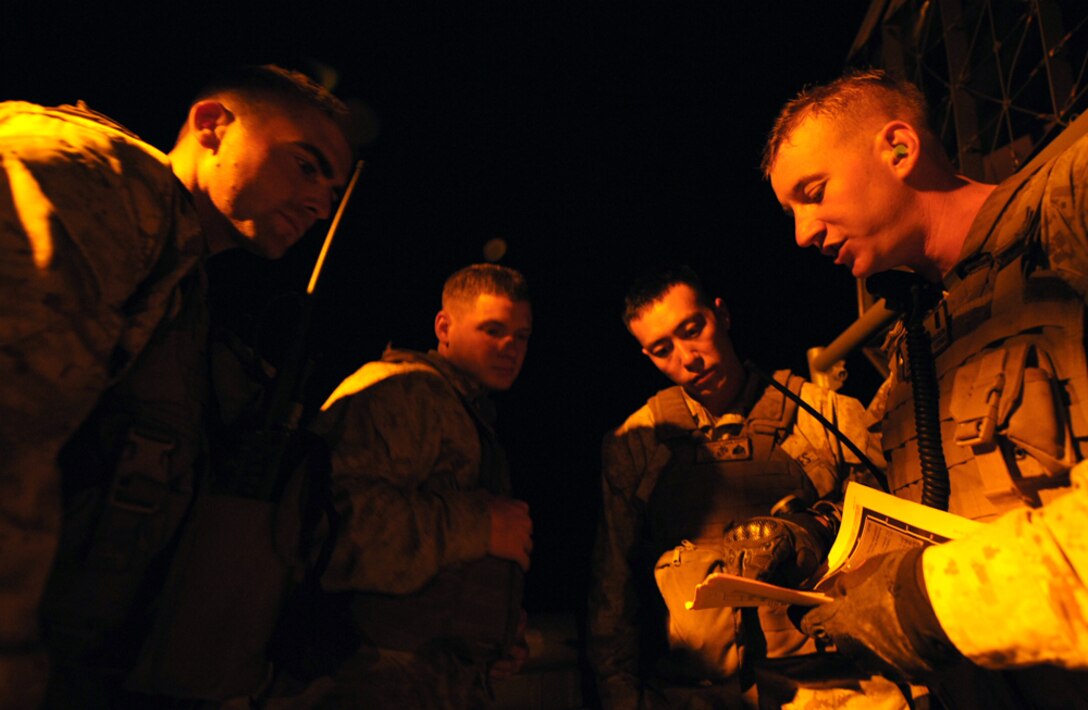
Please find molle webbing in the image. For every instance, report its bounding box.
[884,184,1087,516]
[638,371,804,504]
[642,372,814,549]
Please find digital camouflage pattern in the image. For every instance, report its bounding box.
[924,461,1088,667]
[0,101,203,706]
[312,347,515,708]
[318,348,496,596]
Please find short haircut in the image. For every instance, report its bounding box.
[181,64,350,140]
[761,68,933,177]
[623,265,710,328]
[442,263,530,310]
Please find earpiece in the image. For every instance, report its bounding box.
[893,144,909,159]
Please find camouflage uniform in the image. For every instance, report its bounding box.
[313,347,523,709]
[588,369,907,709]
[0,101,204,706]
[870,131,1088,704]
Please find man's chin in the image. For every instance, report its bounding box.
[483,370,519,391]
[845,257,873,278]
[682,382,715,403]
[239,231,294,260]
[485,377,517,392]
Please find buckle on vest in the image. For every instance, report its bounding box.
[927,300,951,357]
[952,350,1011,449]
[954,382,1002,447]
[108,428,175,513]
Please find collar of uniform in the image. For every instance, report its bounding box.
[378,346,495,422]
[422,349,487,399]
[679,365,760,438]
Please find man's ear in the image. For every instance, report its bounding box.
[875,120,921,177]
[713,297,731,330]
[189,100,234,151]
[435,310,451,345]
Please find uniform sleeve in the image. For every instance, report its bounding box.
[782,384,887,498]
[0,118,185,706]
[319,373,493,595]
[587,424,656,709]
[923,460,1088,669]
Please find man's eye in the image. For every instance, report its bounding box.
[804,183,825,203]
[650,345,671,358]
[680,316,705,339]
[296,157,318,178]
[484,326,503,337]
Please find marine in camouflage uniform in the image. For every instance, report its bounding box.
[587,270,907,709]
[0,68,352,708]
[766,69,1088,706]
[862,123,1088,687]
[866,127,1088,665]
[0,101,205,708]
[310,264,533,709]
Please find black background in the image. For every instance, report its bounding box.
[3,3,885,614]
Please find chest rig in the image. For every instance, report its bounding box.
[642,373,815,554]
[43,266,210,675]
[882,174,1088,520]
[642,373,820,682]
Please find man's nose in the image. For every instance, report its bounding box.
[304,184,335,221]
[497,335,521,356]
[677,343,701,370]
[795,212,826,250]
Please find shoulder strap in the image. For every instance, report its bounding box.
[746,370,802,437]
[634,388,695,504]
[646,386,697,440]
[951,117,1088,283]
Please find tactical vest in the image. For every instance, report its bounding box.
[643,373,819,682]
[881,169,1088,521]
[348,356,524,664]
[41,266,209,700]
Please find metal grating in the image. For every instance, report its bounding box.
[848,0,1087,182]
[809,0,1086,388]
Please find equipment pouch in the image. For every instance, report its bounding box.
[653,541,739,681]
[950,344,1074,507]
[1005,363,1072,476]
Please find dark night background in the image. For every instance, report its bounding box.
[2,4,884,615]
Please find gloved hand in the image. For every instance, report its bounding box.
[720,509,835,587]
[796,547,964,681]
